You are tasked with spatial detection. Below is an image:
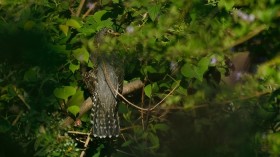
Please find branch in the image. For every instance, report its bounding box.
[79,132,91,157]
[14,86,31,110]
[82,2,97,19]
[61,80,145,127]
[76,0,86,17]
[228,24,267,49]
[12,110,24,126]
[61,78,179,127]
[122,80,144,95]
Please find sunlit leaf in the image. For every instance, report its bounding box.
[81,11,113,35]
[67,89,84,106]
[69,62,80,73]
[59,24,69,36]
[144,84,152,98]
[195,57,210,81]
[67,105,80,116]
[142,65,157,75]
[181,63,195,78]
[148,5,161,21]
[92,10,107,23]
[66,19,81,29]
[73,47,89,63]
[53,86,76,100]
[218,0,234,11]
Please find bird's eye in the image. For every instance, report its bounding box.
[107,29,114,33]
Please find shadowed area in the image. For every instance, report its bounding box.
[0,23,65,68]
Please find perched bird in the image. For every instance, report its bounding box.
[83,28,124,138]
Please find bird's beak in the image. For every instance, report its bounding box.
[112,32,120,36]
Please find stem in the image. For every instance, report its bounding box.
[76,0,86,17]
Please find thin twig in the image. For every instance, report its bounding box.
[14,86,31,110]
[76,0,86,17]
[102,61,180,111]
[115,149,135,156]
[120,125,140,131]
[120,133,137,156]
[61,81,144,127]
[80,132,91,157]
[101,61,148,111]
[84,132,91,147]
[12,110,23,126]
[227,24,267,49]
[82,2,97,19]
[141,78,147,130]
[68,131,89,135]
[149,82,180,110]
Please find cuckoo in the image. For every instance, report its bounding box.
[83,28,123,138]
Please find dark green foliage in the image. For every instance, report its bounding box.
[0,0,280,156]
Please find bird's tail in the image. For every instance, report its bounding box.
[91,98,120,138]
[90,62,120,138]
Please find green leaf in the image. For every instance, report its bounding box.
[53,86,76,100]
[181,57,209,81]
[67,89,84,106]
[148,133,160,149]
[67,105,80,116]
[78,27,97,36]
[112,0,119,3]
[152,83,159,93]
[66,19,81,29]
[148,5,161,21]
[96,19,113,31]
[7,85,17,97]
[121,140,133,147]
[181,63,195,78]
[73,47,89,63]
[144,83,159,98]
[80,114,89,122]
[154,123,169,132]
[218,0,234,11]
[123,111,132,122]
[24,20,35,30]
[118,103,128,114]
[256,7,279,23]
[59,24,69,36]
[93,144,104,157]
[198,57,210,70]
[69,62,80,73]
[23,67,38,82]
[0,119,11,133]
[142,65,157,75]
[51,151,61,156]
[144,84,152,98]
[34,137,42,151]
[100,0,111,5]
[195,57,210,81]
[81,11,113,35]
[92,10,107,23]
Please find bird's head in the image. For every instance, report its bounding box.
[94,28,120,45]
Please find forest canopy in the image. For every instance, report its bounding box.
[0,0,280,157]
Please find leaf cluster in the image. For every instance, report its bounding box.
[0,0,280,156]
